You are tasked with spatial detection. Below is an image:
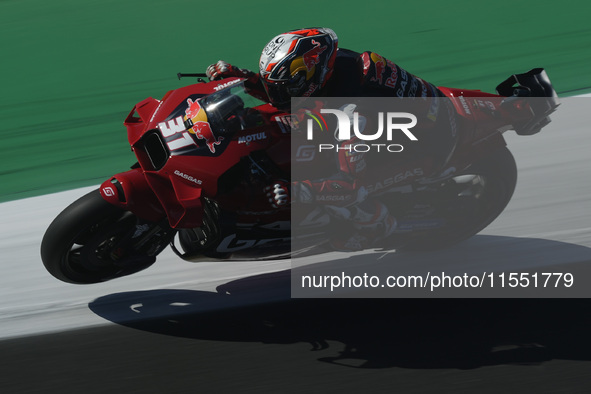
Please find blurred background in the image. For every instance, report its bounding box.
[1,0,590,202]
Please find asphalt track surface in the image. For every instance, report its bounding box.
[2,98,591,392]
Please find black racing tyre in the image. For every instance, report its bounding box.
[395,146,518,251]
[40,189,156,284]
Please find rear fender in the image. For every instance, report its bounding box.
[100,167,166,223]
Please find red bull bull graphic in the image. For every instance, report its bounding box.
[303,39,327,71]
[190,122,224,153]
[374,58,386,84]
[183,98,224,154]
[185,98,203,120]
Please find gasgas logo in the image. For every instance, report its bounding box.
[305,108,418,153]
[173,170,202,185]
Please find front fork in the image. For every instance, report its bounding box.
[99,166,177,261]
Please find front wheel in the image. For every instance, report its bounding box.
[41,189,171,284]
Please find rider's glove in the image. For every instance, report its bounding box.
[206,60,256,81]
[265,181,290,208]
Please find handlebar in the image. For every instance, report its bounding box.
[177,73,208,81]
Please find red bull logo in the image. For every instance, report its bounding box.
[302,39,327,71]
[374,58,386,84]
[191,121,223,153]
[185,98,202,119]
[184,98,224,153]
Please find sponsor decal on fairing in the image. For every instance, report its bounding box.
[238,132,267,144]
[213,79,242,91]
[173,170,202,185]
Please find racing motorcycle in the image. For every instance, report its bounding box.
[40,69,559,284]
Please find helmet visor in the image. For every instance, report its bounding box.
[263,81,292,108]
[262,72,308,108]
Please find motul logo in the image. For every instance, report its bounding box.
[238,132,267,144]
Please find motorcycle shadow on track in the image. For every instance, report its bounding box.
[89,234,591,370]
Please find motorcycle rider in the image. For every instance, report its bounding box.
[206,27,457,251]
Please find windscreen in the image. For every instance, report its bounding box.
[157,81,267,157]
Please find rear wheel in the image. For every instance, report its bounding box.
[392,146,517,251]
[41,189,170,284]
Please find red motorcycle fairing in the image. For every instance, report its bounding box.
[105,75,557,232]
[99,169,166,223]
[112,78,291,229]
